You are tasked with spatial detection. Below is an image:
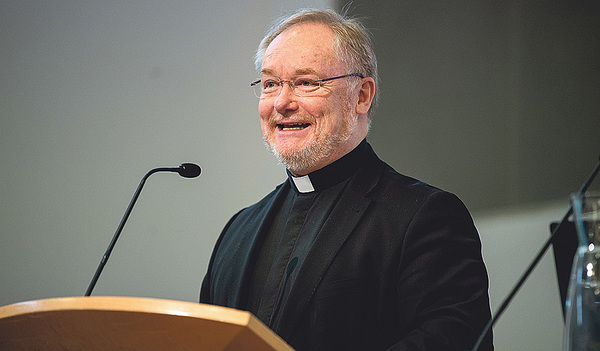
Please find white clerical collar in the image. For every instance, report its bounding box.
[291,174,315,193]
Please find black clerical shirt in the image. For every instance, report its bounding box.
[246,140,369,328]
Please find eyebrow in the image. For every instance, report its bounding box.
[260,68,320,77]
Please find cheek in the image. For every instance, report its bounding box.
[258,99,273,120]
[259,117,271,138]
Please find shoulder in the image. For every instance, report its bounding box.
[358,152,472,224]
[358,150,446,203]
[358,142,446,201]
[223,181,287,229]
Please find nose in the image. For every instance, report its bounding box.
[273,82,299,114]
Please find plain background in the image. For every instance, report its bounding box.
[1,1,599,350]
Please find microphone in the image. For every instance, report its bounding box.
[177,163,201,178]
[84,163,201,297]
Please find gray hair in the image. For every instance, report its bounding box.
[255,9,379,120]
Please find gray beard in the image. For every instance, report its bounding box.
[263,131,349,175]
[263,100,359,174]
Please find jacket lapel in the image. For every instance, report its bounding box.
[273,156,384,338]
[219,182,290,308]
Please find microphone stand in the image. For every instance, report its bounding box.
[84,164,200,297]
[471,154,600,350]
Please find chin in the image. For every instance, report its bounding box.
[265,138,339,175]
[263,140,305,171]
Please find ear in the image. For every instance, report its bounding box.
[355,77,375,116]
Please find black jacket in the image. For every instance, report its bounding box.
[201,144,493,351]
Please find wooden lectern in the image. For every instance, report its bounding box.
[0,296,293,350]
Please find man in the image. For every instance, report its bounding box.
[201,9,493,351]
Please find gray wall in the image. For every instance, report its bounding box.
[1,1,598,350]
[1,0,330,302]
[344,0,600,209]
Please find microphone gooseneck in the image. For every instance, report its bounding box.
[471,154,600,350]
[84,163,201,297]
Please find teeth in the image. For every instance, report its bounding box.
[279,123,309,130]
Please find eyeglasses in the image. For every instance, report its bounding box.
[250,73,364,99]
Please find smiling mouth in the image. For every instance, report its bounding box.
[277,123,311,131]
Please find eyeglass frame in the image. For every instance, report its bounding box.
[250,73,365,98]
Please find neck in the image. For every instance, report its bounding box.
[286,139,369,193]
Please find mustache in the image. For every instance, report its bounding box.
[268,114,314,124]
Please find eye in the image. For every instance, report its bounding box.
[293,77,319,92]
[295,78,316,87]
[262,79,279,90]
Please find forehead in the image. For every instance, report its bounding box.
[262,22,344,75]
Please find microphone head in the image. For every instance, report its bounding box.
[177,163,201,178]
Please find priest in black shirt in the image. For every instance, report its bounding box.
[200,9,494,351]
